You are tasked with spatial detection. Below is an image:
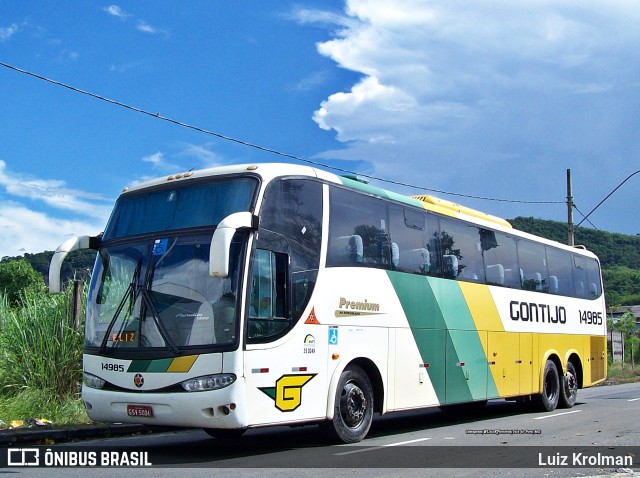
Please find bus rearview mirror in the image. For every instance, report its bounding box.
[210,212,258,278]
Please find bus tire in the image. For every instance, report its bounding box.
[322,365,374,443]
[203,428,246,439]
[533,360,560,412]
[559,362,578,409]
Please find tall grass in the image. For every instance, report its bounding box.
[0,287,84,398]
[0,388,89,425]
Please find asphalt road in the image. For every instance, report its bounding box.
[4,382,639,477]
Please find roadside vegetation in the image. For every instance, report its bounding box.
[0,261,89,426]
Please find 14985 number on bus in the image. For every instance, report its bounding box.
[579,310,603,325]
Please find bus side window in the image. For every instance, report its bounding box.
[546,246,574,296]
[482,231,519,288]
[517,240,548,292]
[247,249,288,340]
[328,187,390,269]
[439,218,485,283]
[257,177,323,331]
[585,258,602,299]
[572,255,588,299]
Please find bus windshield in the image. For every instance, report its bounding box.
[86,176,257,353]
[86,233,244,351]
[103,177,257,240]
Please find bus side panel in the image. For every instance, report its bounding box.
[446,330,488,404]
[520,333,534,395]
[459,282,528,399]
[588,335,607,385]
[387,272,497,405]
[391,328,440,410]
[535,333,588,390]
[487,331,521,398]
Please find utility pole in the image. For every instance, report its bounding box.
[567,169,574,246]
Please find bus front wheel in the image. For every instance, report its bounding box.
[533,360,560,412]
[321,365,374,443]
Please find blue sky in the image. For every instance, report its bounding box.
[1,1,639,258]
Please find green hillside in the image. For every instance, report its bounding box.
[3,216,640,307]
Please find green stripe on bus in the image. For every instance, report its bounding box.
[146,358,174,372]
[387,272,499,404]
[127,360,151,373]
[127,358,175,373]
[339,176,424,208]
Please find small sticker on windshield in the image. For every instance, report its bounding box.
[153,239,169,255]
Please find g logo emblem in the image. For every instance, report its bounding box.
[259,374,316,412]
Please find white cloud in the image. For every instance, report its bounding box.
[0,23,18,42]
[0,161,110,257]
[136,21,157,34]
[294,71,329,92]
[0,202,103,258]
[142,151,180,171]
[137,20,168,36]
[179,144,224,168]
[103,5,129,19]
[300,0,640,230]
[103,6,166,36]
[0,160,113,220]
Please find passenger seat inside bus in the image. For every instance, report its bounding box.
[398,247,430,275]
[549,275,559,294]
[330,235,364,264]
[485,263,504,285]
[442,255,458,279]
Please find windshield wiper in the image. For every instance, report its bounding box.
[98,255,141,354]
[99,281,134,354]
[140,289,180,355]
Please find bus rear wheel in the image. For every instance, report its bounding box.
[559,362,578,409]
[533,360,560,412]
[321,365,374,443]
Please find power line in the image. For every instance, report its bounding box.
[573,204,598,230]
[575,170,640,229]
[0,60,563,205]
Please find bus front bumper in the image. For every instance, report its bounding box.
[81,379,248,430]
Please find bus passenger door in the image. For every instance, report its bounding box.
[243,248,328,426]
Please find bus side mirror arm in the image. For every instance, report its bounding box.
[210,212,259,278]
[49,235,101,294]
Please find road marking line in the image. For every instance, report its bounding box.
[383,437,433,447]
[334,437,431,456]
[533,409,582,420]
[628,397,640,402]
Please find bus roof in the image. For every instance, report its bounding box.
[119,162,595,258]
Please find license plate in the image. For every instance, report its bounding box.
[127,404,153,418]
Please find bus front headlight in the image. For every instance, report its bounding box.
[83,372,106,389]
[181,373,236,392]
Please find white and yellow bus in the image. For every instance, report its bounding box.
[49,163,607,443]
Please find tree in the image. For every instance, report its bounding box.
[616,311,640,369]
[0,259,45,306]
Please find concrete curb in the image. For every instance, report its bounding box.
[0,424,152,446]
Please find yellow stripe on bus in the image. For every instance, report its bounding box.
[167,355,198,373]
[458,282,504,332]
